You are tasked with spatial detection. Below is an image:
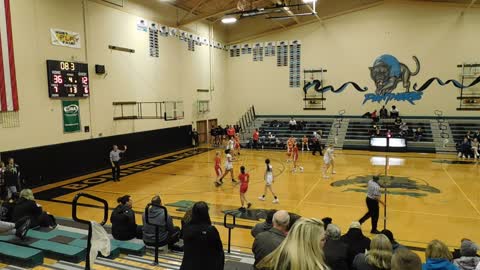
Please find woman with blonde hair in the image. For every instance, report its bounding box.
[352,234,392,270]
[423,240,457,270]
[257,218,330,270]
[12,189,56,228]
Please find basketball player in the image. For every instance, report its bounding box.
[218,149,237,184]
[227,136,236,159]
[234,134,241,156]
[291,143,304,173]
[214,151,223,186]
[323,144,336,178]
[259,159,279,204]
[238,166,252,211]
[110,145,127,182]
[301,135,310,151]
[286,136,294,162]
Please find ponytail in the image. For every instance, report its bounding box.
[265,159,271,172]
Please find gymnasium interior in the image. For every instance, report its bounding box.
[0,0,480,269]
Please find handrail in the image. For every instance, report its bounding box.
[223,212,237,254]
[72,193,109,270]
[434,110,450,140]
[144,203,169,266]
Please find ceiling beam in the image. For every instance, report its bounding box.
[270,0,300,24]
[178,6,238,27]
[467,0,478,9]
[305,2,321,22]
[227,1,384,45]
[177,0,210,25]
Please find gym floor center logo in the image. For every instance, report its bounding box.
[303,54,480,105]
[330,175,440,198]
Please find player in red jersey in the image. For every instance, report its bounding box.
[214,151,223,186]
[234,134,241,156]
[291,143,304,173]
[238,166,252,211]
[286,136,294,162]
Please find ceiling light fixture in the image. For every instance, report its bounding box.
[302,0,317,3]
[221,17,238,24]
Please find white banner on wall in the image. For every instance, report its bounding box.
[50,29,81,49]
[136,18,148,32]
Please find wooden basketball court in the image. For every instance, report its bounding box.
[33,147,480,252]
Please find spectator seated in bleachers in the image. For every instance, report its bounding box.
[415,127,424,141]
[256,218,330,270]
[251,209,275,238]
[394,117,403,131]
[340,221,371,267]
[466,131,473,141]
[471,138,479,159]
[0,192,18,222]
[391,248,422,270]
[474,130,480,141]
[180,201,224,270]
[370,125,381,137]
[381,229,404,253]
[111,195,142,241]
[12,189,56,229]
[452,239,480,270]
[379,105,388,119]
[453,239,479,259]
[362,110,373,118]
[142,195,182,251]
[390,105,400,118]
[269,120,280,128]
[352,234,393,270]
[0,218,30,240]
[289,118,297,130]
[399,122,409,137]
[457,137,473,159]
[423,240,457,270]
[252,210,289,268]
[371,110,379,123]
[324,224,349,270]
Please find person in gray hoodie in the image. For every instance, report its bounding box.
[142,195,181,250]
[453,240,480,270]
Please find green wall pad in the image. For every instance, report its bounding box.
[29,240,86,263]
[110,240,146,256]
[0,242,44,267]
[69,239,121,259]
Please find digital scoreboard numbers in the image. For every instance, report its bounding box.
[47,60,89,98]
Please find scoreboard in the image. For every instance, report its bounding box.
[47,60,89,98]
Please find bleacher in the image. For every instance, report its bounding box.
[344,118,435,152]
[0,218,255,270]
[254,118,333,149]
[449,120,480,144]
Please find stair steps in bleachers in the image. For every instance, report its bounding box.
[327,119,349,149]
[430,120,457,154]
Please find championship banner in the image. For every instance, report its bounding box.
[62,100,81,133]
[50,29,81,49]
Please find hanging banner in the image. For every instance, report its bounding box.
[62,100,81,133]
[50,29,81,49]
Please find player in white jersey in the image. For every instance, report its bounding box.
[218,149,237,184]
[323,144,336,178]
[226,137,235,158]
[258,159,279,204]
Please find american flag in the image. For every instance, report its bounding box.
[0,0,18,112]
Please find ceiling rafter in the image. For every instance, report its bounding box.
[270,0,300,24]
[177,0,210,25]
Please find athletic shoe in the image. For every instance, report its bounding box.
[258,196,265,201]
[214,182,222,187]
[247,203,252,209]
[299,167,304,172]
[291,168,296,173]
[231,179,238,183]
[238,207,246,212]
[323,175,330,179]
[332,171,336,174]
[272,199,279,204]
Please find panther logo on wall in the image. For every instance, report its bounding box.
[369,55,420,95]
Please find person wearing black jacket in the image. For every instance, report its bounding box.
[4,158,20,199]
[324,224,349,270]
[340,221,371,267]
[12,189,56,228]
[111,195,142,240]
[180,201,224,270]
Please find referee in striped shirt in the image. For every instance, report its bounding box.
[110,145,127,182]
[359,175,385,234]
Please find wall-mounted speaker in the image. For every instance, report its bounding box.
[95,65,105,74]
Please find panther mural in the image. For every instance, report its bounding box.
[369,55,420,95]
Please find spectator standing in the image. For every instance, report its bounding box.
[111,195,142,240]
[380,106,388,119]
[341,221,371,266]
[324,224,349,270]
[3,158,20,199]
[471,138,479,159]
[252,210,289,267]
[191,128,199,151]
[180,202,224,270]
[423,240,458,270]
[415,127,424,141]
[352,234,392,270]
[289,118,297,130]
[453,240,480,270]
[458,137,472,158]
[391,105,399,118]
[251,209,275,237]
